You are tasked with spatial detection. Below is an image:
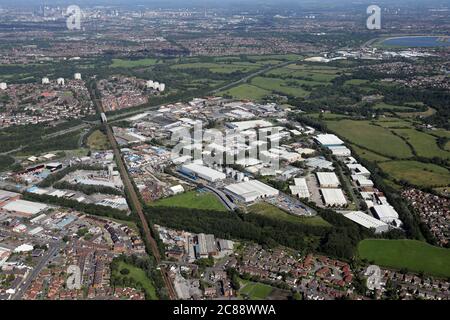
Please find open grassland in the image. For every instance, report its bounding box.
[393,129,450,159]
[113,261,158,299]
[398,107,436,118]
[220,84,271,100]
[250,77,309,97]
[325,120,413,159]
[373,102,415,112]
[358,239,450,278]
[239,279,274,300]
[110,58,159,68]
[349,144,391,162]
[249,202,331,227]
[149,190,227,211]
[379,160,450,187]
[86,130,110,150]
[170,62,258,74]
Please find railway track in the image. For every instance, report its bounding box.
[91,94,177,300]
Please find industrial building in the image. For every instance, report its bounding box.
[316,172,341,188]
[320,188,347,207]
[196,233,217,258]
[371,205,401,226]
[1,199,48,217]
[226,119,273,131]
[328,146,352,157]
[0,190,21,205]
[289,178,310,199]
[224,180,279,203]
[314,134,344,147]
[180,163,226,182]
[343,211,390,233]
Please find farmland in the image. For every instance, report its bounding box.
[379,160,450,187]
[325,120,413,159]
[358,239,450,278]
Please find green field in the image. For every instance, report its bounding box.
[111,58,159,68]
[86,130,110,150]
[112,261,158,299]
[249,202,331,227]
[250,77,309,97]
[379,160,450,187]
[393,129,450,159]
[171,62,258,74]
[344,79,370,85]
[326,120,413,159]
[220,84,271,100]
[150,190,227,211]
[373,102,415,112]
[358,239,450,278]
[239,279,274,300]
[349,144,391,162]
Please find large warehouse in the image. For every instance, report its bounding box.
[343,211,390,234]
[180,163,226,182]
[320,188,347,207]
[290,178,310,199]
[371,205,401,225]
[1,199,48,217]
[314,134,344,147]
[316,172,341,188]
[224,180,279,203]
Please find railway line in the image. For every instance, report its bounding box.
[92,96,177,300]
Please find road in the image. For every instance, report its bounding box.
[91,94,177,300]
[11,242,62,300]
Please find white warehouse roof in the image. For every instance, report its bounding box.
[343,211,389,233]
[181,163,226,182]
[315,134,344,146]
[316,172,340,188]
[321,188,347,206]
[290,178,310,198]
[371,205,399,223]
[2,200,48,216]
[224,180,279,203]
[227,120,273,131]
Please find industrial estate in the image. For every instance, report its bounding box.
[0,0,449,305]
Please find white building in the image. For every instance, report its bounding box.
[347,163,371,177]
[146,80,154,88]
[1,199,48,217]
[316,172,340,188]
[74,73,82,80]
[328,146,352,157]
[321,188,347,207]
[224,180,279,203]
[289,178,310,199]
[180,163,226,182]
[0,82,7,90]
[159,83,166,92]
[343,211,389,233]
[315,134,344,147]
[42,77,50,85]
[57,78,65,86]
[169,184,184,195]
[371,205,400,224]
[226,120,273,131]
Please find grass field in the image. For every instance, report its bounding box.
[393,129,450,159]
[250,77,309,97]
[239,279,274,300]
[220,84,271,100]
[111,58,159,68]
[171,62,258,74]
[373,102,415,112]
[379,160,450,187]
[113,261,158,299]
[344,79,370,85]
[349,144,391,162]
[86,130,110,150]
[358,239,450,278]
[326,120,413,159]
[150,190,227,211]
[249,202,331,227]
